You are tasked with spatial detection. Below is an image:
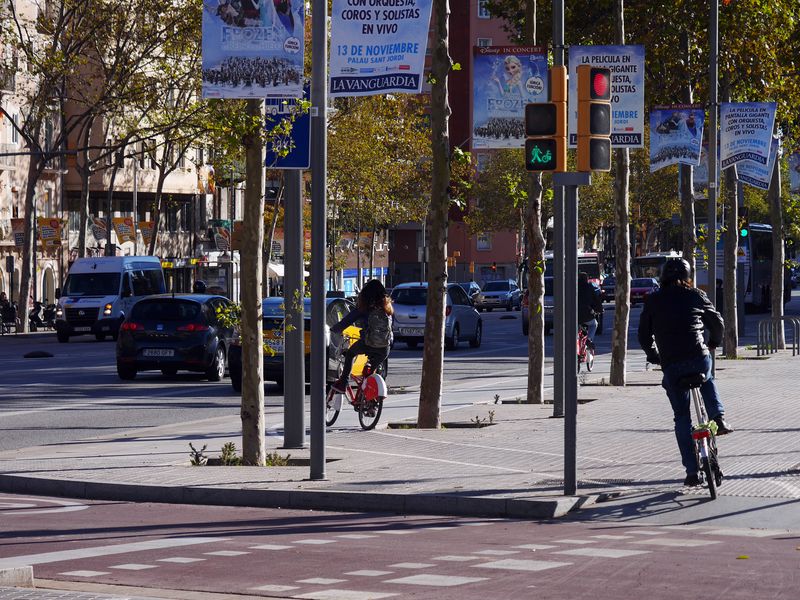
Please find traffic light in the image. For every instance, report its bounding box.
[491,261,497,272]
[524,66,567,172]
[576,65,612,172]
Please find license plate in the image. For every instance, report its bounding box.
[265,339,284,354]
[74,326,91,332]
[143,348,174,357]
[401,327,423,336]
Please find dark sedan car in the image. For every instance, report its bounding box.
[116,294,233,381]
[600,275,616,301]
[228,297,357,392]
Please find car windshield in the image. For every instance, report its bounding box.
[632,278,655,287]
[391,287,427,305]
[132,300,201,321]
[457,283,475,293]
[62,273,120,296]
[483,281,510,291]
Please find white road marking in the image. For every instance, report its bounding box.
[293,590,398,600]
[700,528,789,538]
[0,495,88,516]
[336,534,378,540]
[513,544,556,551]
[591,535,635,541]
[553,548,651,559]
[553,539,596,545]
[384,574,488,587]
[109,563,157,570]
[629,538,721,547]
[388,562,436,569]
[158,557,206,564]
[293,539,337,545]
[59,570,110,577]
[476,559,572,572]
[472,549,520,556]
[379,529,416,535]
[345,570,394,577]
[297,578,347,585]
[432,556,481,562]
[629,530,667,535]
[251,584,299,592]
[0,537,225,569]
[250,544,293,550]
[204,550,250,556]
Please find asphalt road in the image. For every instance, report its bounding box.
[0,495,796,600]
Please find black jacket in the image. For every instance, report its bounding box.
[578,281,603,323]
[637,284,724,366]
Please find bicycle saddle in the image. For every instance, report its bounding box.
[677,372,707,390]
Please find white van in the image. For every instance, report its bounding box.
[55,256,166,342]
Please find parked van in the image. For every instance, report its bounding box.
[55,256,166,342]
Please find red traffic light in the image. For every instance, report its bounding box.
[592,71,610,99]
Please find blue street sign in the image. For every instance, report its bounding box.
[265,86,311,170]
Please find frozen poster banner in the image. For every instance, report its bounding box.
[649,105,705,172]
[329,0,433,97]
[202,0,305,99]
[472,46,548,150]
[720,102,776,168]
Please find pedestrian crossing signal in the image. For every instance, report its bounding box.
[576,65,612,172]
[524,66,567,172]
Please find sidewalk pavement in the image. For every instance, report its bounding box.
[1,347,799,528]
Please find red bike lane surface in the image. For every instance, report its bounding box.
[1,497,797,599]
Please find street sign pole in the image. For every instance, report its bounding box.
[282,169,305,449]
[310,0,328,480]
[708,0,719,373]
[552,0,565,420]
[553,172,591,497]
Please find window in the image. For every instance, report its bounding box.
[130,269,166,296]
[478,0,490,18]
[11,113,19,144]
[477,233,492,251]
[477,38,492,47]
[449,285,470,306]
[132,299,201,321]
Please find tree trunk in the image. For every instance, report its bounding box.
[355,220,362,289]
[526,173,546,403]
[147,171,168,256]
[76,125,93,256]
[240,99,266,466]
[609,0,630,386]
[418,0,450,429]
[722,166,738,357]
[679,31,696,280]
[768,151,785,348]
[18,159,45,333]
[369,228,375,280]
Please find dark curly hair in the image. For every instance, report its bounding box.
[357,279,393,316]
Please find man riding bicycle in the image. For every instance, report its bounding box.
[577,272,602,347]
[637,258,734,487]
[330,279,393,394]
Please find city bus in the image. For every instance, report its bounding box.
[542,251,603,286]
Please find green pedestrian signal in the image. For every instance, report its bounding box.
[525,139,558,171]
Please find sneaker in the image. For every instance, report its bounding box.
[713,415,734,435]
[330,378,348,394]
[683,473,702,486]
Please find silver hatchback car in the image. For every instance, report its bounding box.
[390,282,482,350]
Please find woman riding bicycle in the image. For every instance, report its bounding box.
[330,279,393,394]
[637,258,734,487]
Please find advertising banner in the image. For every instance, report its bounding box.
[90,217,107,242]
[11,218,25,247]
[265,85,311,169]
[737,137,780,191]
[568,45,645,148]
[329,0,433,97]
[788,152,800,194]
[209,219,232,251]
[201,0,304,99]
[649,105,704,172]
[719,102,776,169]
[37,217,62,250]
[138,221,155,249]
[472,46,548,150]
[112,217,136,244]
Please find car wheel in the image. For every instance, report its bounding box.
[206,345,225,382]
[522,322,529,336]
[446,324,459,350]
[57,330,69,343]
[117,362,137,380]
[406,340,418,349]
[469,322,482,348]
[230,365,242,392]
[161,367,178,377]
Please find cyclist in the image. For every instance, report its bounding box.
[638,258,734,487]
[192,280,207,294]
[330,279,393,394]
[578,271,602,346]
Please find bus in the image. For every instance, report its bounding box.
[632,251,683,279]
[542,251,603,286]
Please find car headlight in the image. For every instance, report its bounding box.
[103,303,113,316]
[55,303,63,317]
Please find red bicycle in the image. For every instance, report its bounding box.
[577,323,595,373]
[325,360,388,430]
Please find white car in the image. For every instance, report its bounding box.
[390,282,482,350]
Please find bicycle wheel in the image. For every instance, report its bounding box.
[709,438,723,487]
[325,387,342,427]
[585,346,595,371]
[702,454,717,500]
[358,395,384,431]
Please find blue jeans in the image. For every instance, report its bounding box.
[661,354,725,476]
[581,319,597,341]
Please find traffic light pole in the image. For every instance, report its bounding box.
[553,172,590,497]
[551,0,565,420]
[708,0,719,373]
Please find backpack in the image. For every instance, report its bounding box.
[364,308,392,348]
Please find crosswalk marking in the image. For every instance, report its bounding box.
[384,574,488,587]
[475,559,572,572]
[553,548,651,559]
[293,590,398,599]
[58,570,110,577]
[109,563,157,570]
[630,538,721,547]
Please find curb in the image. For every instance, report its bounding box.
[0,566,34,588]
[0,474,593,520]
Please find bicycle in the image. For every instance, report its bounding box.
[680,372,723,500]
[325,336,388,431]
[577,323,595,373]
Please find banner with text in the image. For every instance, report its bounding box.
[90,217,107,243]
[209,219,232,251]
[139,221,155,249]
[719,102,776,169]
[649,105,704,172]
[788,152,800,194]
[37,217,62,250]
[11,218,24,248]
[568,45,645,148]
[202,0,304,99]
[329,0,433,97]
[472,46,548,150]
[112,217,136,244]
[737,137,780,191]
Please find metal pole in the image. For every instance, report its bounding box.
[310,0,328,480]
[708,0,719,373]
[32,198,37,304]
[282,169,305,449]
[551,0,565,419]
[564,184,578,496]
[133,157,138,255]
